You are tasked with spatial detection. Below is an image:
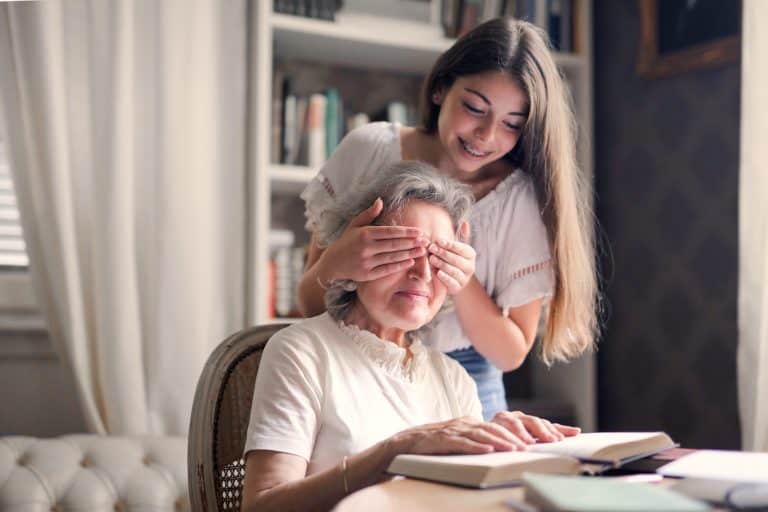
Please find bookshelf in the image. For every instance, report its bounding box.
[247,0,595,430]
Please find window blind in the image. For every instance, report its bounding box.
[0,141,28,268]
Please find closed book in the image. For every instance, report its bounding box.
[559,0,572,52]
[547,0,562,50]
[441,0,460,37]
[481,0,502,22]
[457,0,483,37]
[280,76,296,164]
[271,68,284,163]
[307,93,327,168]
[659,450,768,504]
[324,88,340,158]
[512,0,536,22]
[292,96,308,165]
[522,473,710,511]
[387,432,676,488]
[388,451,580,488]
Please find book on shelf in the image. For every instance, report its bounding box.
[280,76,297,165]
[324,88,341,159]
[456,0,483,38]
[271,68,284,164]
[307,93,327,169]
[522,473,710,512]
[443,0,544,39]
[274,74,415,167]
[386,431,676,488]
[269,229,309,319]
[273,0,342,20]
[547,0,573,52]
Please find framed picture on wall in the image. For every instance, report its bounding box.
[636,0,741,79]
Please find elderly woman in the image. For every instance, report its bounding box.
[241,161,579,512]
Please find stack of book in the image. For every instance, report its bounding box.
[387,431,678,488]
[442,0,576,52]
[272,73,414,168]
[268,229,306,319]
[273,0,343,21]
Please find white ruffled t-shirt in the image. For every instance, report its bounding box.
[243,313,482,474]
[301,122,554,353]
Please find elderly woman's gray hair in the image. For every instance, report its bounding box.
[316,160,474,321]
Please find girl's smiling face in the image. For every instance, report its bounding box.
[434,70,528,174]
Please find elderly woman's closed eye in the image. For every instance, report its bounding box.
[240,161,580,512]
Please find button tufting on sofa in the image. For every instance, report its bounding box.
[0,435,189,512]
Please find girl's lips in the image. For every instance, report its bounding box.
[459,137,491,158]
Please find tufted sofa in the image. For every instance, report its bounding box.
[0,435,188,512]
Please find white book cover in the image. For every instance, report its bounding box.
[658,450,768,482]
[307,93,327,169]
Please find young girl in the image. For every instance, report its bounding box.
[297,17,599,420]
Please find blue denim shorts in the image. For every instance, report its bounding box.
[445,346,506,421]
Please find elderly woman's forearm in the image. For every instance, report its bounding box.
[242,441,398,512]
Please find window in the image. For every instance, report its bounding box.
[0,135,40,327]
[0,140,28,269]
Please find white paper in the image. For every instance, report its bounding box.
[659,450,768,482]
[528,432,665,459]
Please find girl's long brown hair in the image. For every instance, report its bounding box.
[419,18,600,364]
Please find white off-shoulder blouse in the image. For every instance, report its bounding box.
[301,122,555,353]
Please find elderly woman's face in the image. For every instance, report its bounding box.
[355,200,455,332]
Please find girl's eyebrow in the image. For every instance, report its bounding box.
[463,87,528,117]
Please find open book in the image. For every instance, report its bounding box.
[387,432,676,488]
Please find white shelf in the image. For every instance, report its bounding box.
[272,12,584,74]
[250,1,596,432]
[270,164,318,194]
[271,12,452,73]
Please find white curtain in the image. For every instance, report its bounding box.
[0,0,246,435]
[738,0,768,451]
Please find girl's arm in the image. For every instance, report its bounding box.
[427,237,541,371]
[453,277,542,371]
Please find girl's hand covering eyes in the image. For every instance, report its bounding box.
[323,198,428,283]
[427,221,476,294]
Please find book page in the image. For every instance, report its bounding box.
[659,450,768,482]
[528,432,669,461]
[393,450,566,467]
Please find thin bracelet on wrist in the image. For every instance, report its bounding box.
[341,455,350,495]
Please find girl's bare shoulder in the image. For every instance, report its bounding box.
[399,126,437,161]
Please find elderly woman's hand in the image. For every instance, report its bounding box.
[491,411,581,443]
[325,198,428,283]
[427,221,476,294]
[391,416,533,455]
[390,413,580,459]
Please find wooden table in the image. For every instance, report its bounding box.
[333,476,707,512]
[334,478,529,512]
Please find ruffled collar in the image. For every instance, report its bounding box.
[337,320,429,383]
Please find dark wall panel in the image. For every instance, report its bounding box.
[593,0,740,449]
